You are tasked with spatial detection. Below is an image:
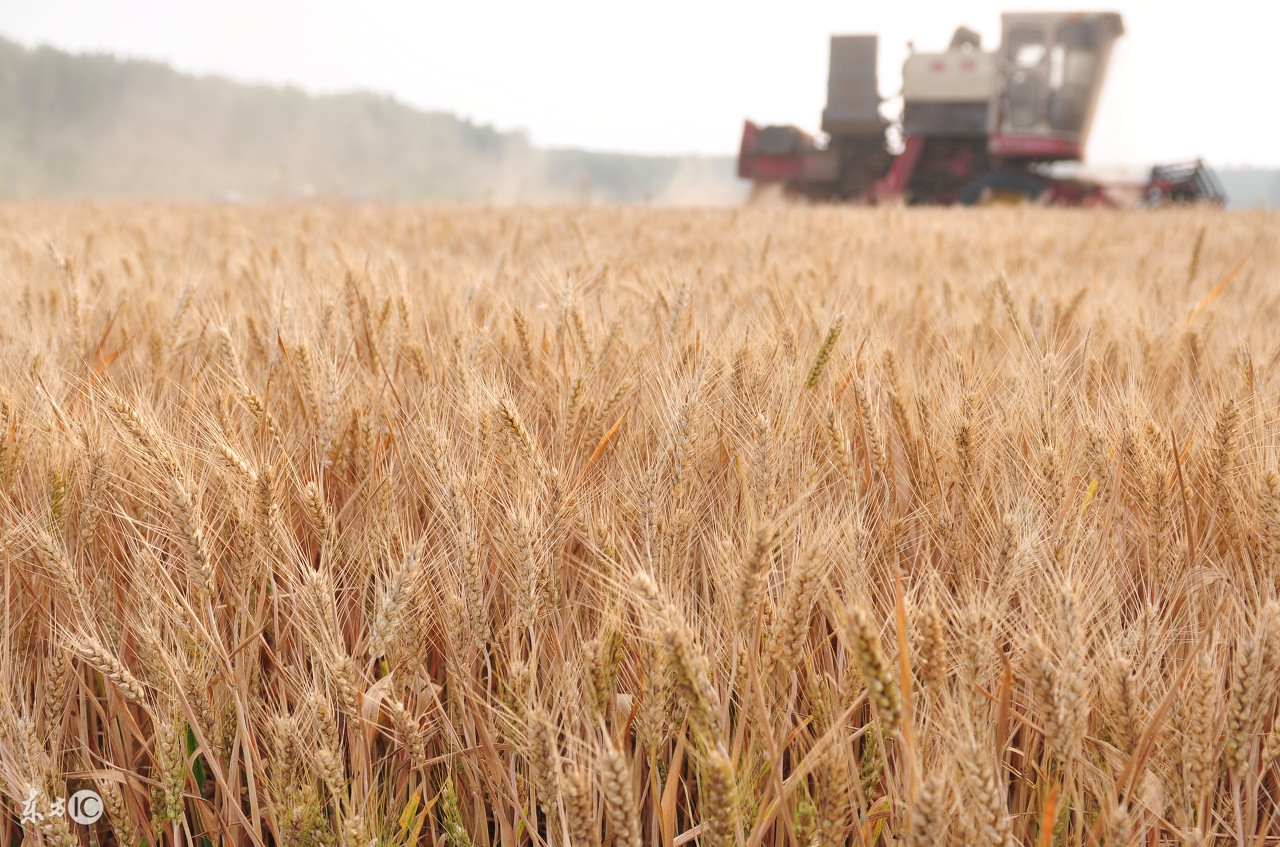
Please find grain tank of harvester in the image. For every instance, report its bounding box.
[738,12,1226,205]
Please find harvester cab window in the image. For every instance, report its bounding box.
[1014,43,1046,68]
[1005,28,1046,129]
[1050,45,1066,89]
[1048,20,1098,131]
[1006,28,1046,65]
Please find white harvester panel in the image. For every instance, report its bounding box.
[902,49,998,136]
[902,51,999,102]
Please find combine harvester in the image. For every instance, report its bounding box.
[738,12,1225,206]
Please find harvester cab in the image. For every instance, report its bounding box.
[988,12,1124,158]
[738,12,1224,206]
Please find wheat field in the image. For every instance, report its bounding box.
[0,204,1278,847]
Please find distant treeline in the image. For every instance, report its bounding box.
[0,37,744,204]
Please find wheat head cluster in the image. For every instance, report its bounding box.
[0,204,1277,847]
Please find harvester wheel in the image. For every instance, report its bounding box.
[957,171,1046,206]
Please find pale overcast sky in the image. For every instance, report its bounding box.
[1,0,1274,168]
